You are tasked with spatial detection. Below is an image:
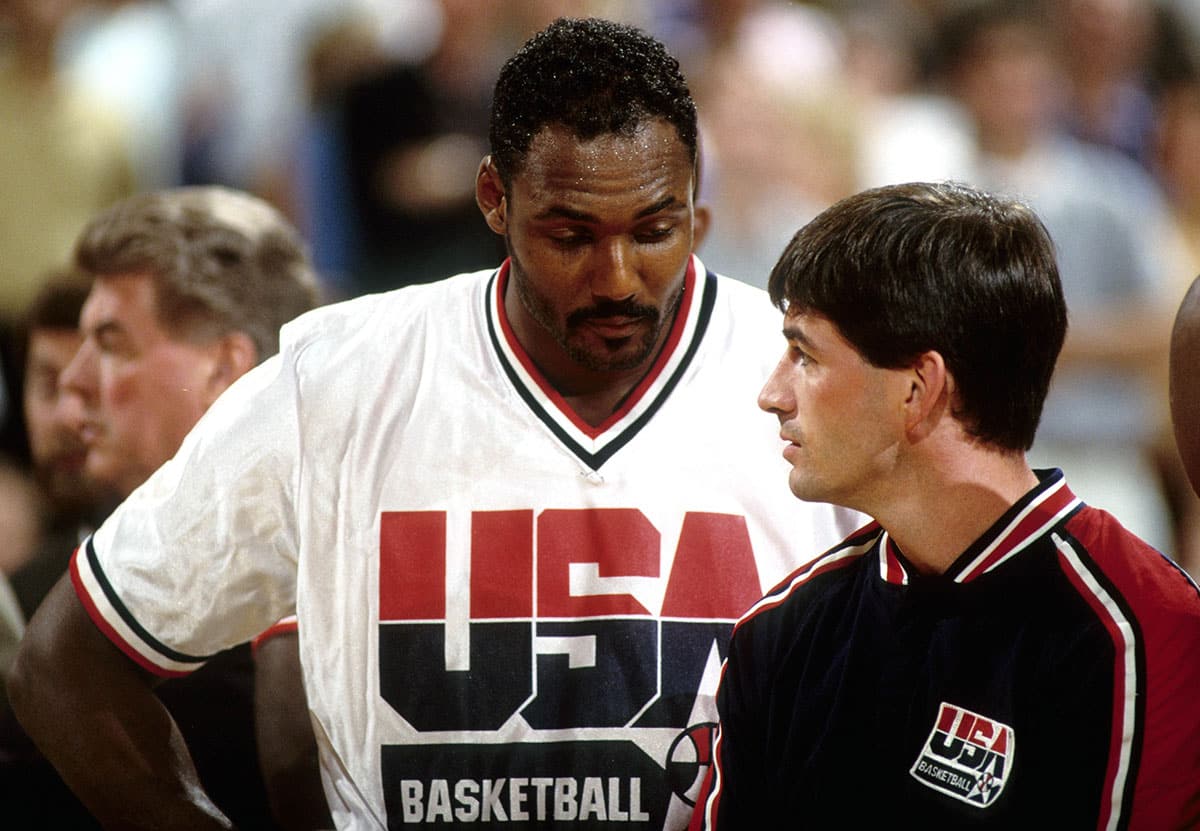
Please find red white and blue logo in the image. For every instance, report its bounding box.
[910,702,1014,808]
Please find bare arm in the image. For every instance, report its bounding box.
[254,629,332,830]
[8,575,234,830]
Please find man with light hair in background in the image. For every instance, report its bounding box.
[14,186,324,829]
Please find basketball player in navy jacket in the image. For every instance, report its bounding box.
[696,181,1200,830]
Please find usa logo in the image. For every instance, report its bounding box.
[910,702,1014,808]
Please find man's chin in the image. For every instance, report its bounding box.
[84,459,125,498]
[566,333,657,373]
[787,475,830,504]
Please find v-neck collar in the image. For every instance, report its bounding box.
[485,254,717,470]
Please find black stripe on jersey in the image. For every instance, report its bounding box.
[85,537,211,664]
[1056,531,1146,831]
[485,269,718,471]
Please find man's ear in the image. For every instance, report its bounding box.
[903,350,952,441]
[475,156,507,235]
[204,331,258,406]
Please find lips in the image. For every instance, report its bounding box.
[581,316,645,339]
[778,429,802,446]
[568,300,658,334]
[778,430,802,461]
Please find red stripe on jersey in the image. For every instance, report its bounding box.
[957,476,1079,582]
[882,535,909,584]
[69,550,189,680]
[733,540,868,637]
[1054,540,1134,831]
[1061,508,1200,830]
[493,256,697,439]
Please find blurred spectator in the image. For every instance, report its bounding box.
[4,186,323,829]
[1049,0,1160,166]
[8,270,116,622]
[0,0,134,330]
[291,12,393,294]
[846,0,978,189]
[681,0,860,288]
[932,0,1180,554]
[174,0,412,216]
[329,0,515,293]
[1156,75,1200,290]
[299,0,629,296]
[0,270,109,825]
[59,0,186,189]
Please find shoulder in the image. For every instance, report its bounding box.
[696,261,785,355]
[1058,504,1200,827]
[734,522,881,640]
[1061,506,1200,610]
[279,268,494,369]
[1058,504,1200,655]
[705,266,779,320]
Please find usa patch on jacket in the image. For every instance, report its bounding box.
[910,702,1013,808]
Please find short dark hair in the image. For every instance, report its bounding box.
[74,186,321,362]
[25,268,92,333]
[488,17,698,186]
[768,181,1067,452]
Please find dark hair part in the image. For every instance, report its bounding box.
[74,186,321,361]
[768,181,1067,452]
[489,17,698,186]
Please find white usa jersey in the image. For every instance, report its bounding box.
[73,256,860,830]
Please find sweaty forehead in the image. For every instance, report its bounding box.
[513,120,693,208]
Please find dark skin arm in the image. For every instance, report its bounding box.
[8,575,233,830]
[254,629,332,830]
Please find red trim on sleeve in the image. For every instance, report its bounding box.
[68,549,189,679]
[251,617,299,656]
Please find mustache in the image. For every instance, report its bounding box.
[566,299,660,328]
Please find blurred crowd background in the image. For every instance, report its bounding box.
[0,0,1198,583]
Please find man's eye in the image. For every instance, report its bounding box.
[550,231,590,247]
[636,226,674,243]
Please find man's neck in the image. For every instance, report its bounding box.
[503,276,684,429]
[870,447,1040,576]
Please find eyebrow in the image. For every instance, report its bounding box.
[534,194,685,223]
[781,321,817,351]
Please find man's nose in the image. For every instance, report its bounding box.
[758,356,795,417]
[589,238,639,301]
[58,341,97,402]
